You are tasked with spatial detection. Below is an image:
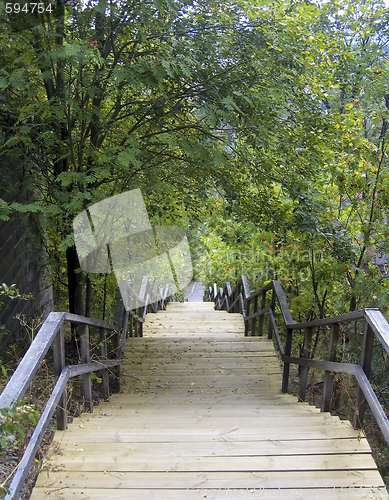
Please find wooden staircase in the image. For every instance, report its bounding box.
[31,302,388,499]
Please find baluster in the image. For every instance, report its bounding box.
[299,327,313,402]
[353,323,375,429]
[53,325,67,430]
[99,328,109,401]
[321,323,339,412]
[80,324,93,412]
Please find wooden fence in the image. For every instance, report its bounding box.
[210,277,389,443]
[0,276,169,500]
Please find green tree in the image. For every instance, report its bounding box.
[0,0,271,315]
[196,0,389,321]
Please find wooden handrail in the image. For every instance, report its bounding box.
[211,277,389,448]
[0,276,170,500]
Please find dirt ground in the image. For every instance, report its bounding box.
[0,428,54,499]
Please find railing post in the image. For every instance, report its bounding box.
[113,328,121,392]
[245,297,250,336]
[258,291,266,336]
[298,327,313,402]
[321,323,339,412]
[268,287,277,339]
[134,318,139,337]
[282,327,293,393]
[251,295,258,336]
[53,324,67,430]
[99,328,110,401]
[353,322,375,429]
[219,288,224,310]
[80,324,93,412]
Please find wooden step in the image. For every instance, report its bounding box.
[31,302,388,499]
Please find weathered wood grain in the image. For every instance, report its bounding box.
[30,487,389,500]
[33,470,386,490]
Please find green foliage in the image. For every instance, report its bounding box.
[195,189,389,322]
[0,0,272,316]
[0,283,32,301]
[90,372,102,385]
[0,0,389,323]
[0,402,40,452]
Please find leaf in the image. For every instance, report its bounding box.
[0,199,11,221]
[57,233,76,253]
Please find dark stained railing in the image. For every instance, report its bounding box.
[210,277,389,445]
[0,277,169,500]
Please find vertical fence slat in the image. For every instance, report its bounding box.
[299,327,313,402]
[53,324,67,430]
[99,328,109,401]
[251,295,258,336]
[80,324,93,412]
[354,323,375,429]
[113,328,121,392]
[321,323,339,412]
[258,291,266,337]
[282,327,293,393]
[245,296,250,337]
[268,287,277,340]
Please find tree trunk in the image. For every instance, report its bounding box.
[85,275,91,318]
[66,245,84,316]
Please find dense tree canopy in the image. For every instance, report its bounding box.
[1,0,389,321]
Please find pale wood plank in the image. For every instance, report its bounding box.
[64,413,344,430]
[34,470,386,489]
[51,438,373,456]
[30,487,389,500]
[53,425,365,442]
[45,454,378,473]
